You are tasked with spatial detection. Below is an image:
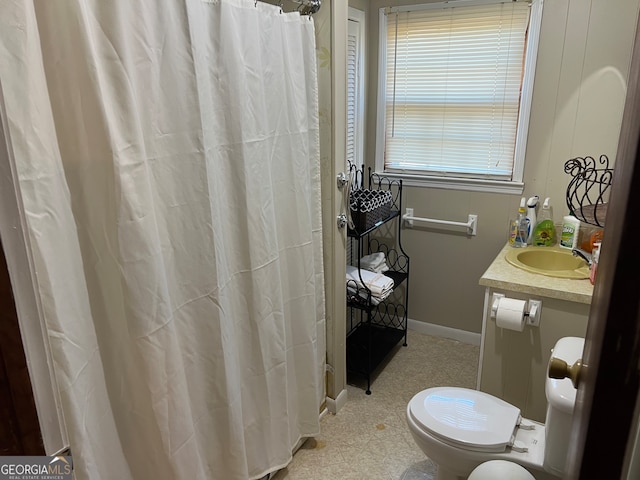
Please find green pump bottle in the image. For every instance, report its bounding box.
[532,197,556,246]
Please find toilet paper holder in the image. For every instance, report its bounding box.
[491,294,541,327]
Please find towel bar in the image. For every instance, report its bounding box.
[403,208,477,236]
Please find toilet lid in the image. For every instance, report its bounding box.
[409,387,521,453]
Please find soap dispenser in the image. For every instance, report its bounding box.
[525,195,539,244]
[532,197,556,246]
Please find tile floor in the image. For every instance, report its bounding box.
[272,331,480,480]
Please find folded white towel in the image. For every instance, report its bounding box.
[360,252,386,269]
[347,284,382,305]
[359,252,390,273]
[346,265,394,299]
[367,262,389,274]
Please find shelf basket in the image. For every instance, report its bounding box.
[564,155,613,228]
[349,189,393,231]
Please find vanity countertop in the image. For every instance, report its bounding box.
[479,243,594,304]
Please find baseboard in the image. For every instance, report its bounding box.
[408,318,481,346]
[325,388,348,414]
[319,406,329,421]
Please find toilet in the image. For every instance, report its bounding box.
[406,336,584,480]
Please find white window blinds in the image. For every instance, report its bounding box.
[347,16,364,169]
[384,1,531,180]
[347,24,358,166]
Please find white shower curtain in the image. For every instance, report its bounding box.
[0,1,325,479]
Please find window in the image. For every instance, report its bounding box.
[376,0,543,193]
[347,8,365,170]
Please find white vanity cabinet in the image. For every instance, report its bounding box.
[478,244,593,423]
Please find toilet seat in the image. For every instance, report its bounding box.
[408,387,522,453]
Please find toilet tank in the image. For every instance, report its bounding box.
[543,336,585,477]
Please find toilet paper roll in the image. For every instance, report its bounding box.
[495,298,526,332]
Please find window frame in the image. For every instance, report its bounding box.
[374,0,544,194]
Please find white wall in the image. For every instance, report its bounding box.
[363,0,640,334]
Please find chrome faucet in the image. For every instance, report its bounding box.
[572,248,592,266]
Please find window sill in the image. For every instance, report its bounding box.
[375,171,524,195]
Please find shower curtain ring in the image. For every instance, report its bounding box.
[279,1,283,13]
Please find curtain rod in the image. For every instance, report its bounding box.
[256,0,321,15]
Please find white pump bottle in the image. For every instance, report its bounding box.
[526,195,539,244]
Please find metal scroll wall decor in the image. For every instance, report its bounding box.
[564,155,613,228]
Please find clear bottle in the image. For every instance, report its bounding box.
[510,198,528,248]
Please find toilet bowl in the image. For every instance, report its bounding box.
[468,460,536,480]
[406,337,584,480]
